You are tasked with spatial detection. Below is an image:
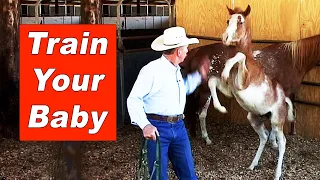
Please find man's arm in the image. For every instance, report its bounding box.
[127,66,154,130]
[184,71,202,95]
[183,60,209,95]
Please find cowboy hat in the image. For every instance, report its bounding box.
[151,26,199,51]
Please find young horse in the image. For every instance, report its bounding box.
[221,5,294,180]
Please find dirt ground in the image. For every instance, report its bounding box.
[0,119,319,180]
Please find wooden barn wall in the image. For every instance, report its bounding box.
[180,0,320,139]
[176,0,320,41]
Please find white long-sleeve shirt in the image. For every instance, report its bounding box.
[127,55,202,129]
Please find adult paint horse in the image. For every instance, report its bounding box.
[183,11,320,148]
[181,43,237,145]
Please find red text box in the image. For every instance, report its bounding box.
[20,24,117,141]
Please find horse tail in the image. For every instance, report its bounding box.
[285,97,295,122]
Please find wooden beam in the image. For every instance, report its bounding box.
[35,0,42,24]
[301,81,320,86]
[164,0,171,26]
[0,0,20,137]
[294,100,320,107]
[117,0,124,49]
[137,0,140,16]
[81,0,102,24]
[55,0,58,15]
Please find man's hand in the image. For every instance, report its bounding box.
[142,124,160,141]
[199,59,210,81]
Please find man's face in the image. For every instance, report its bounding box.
[177,45,189,63]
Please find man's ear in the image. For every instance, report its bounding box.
[177,47,183,57]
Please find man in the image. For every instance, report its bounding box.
[127,26,208,180]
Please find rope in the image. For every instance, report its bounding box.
[137,133,162,180]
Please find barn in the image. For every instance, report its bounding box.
[0,0,319,179]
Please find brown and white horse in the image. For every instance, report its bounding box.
[221,5,294,180]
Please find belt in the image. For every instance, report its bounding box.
[146,113,185,123]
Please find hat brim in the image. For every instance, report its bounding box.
[151,35,199,51]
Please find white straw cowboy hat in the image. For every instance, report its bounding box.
[151,26,199,51]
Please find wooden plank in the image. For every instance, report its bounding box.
[300,0,320,38]
[295,84,320,105]
[176,0,232,38]
[295,104,320,140]
[234,0,301,41]
[303,66,320,83]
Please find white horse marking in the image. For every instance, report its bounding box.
[199,95,212,145]
[221,52,246,82]
[208,76,228,113]
[253,50,261,58]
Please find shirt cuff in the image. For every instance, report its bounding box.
[132,118,151,130]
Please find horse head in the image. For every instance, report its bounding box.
[222,5,251,46]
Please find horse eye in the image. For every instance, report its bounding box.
[227,20,229,24]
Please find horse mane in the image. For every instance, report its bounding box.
[283,34,320,71]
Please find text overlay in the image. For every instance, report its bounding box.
[20,24,117,141]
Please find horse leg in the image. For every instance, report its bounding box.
[268,128,279,149]
[208,76,227,113]
[221,52,246,82]
[271,104,287,180]
[198,95,212,145]
[267,97,294,150]
[247,112,269,170]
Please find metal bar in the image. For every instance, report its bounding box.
[301,81,320,86]
[123,47,152,53]
[121,35,158,40]
[20,1,168,6]
[294,100,320,107]
[187,35,292,43]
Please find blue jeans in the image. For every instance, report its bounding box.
[147,119,197,180]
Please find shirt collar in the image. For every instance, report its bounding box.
[160,55,181,71]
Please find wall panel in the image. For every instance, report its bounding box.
[176,0,231,38]
[233,0,301,40]
[177,0,303,41]
[300,0,320,38]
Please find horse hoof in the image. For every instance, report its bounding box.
[272,143,278,150]
[248,164,257,170]
[274,177,280,180]
[206,139,212,145]
[219,106,227,113]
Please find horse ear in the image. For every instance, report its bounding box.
[226,5,235,15]
[243,5,251,17]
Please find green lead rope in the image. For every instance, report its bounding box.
[137,134,161,180]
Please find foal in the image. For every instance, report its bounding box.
[221,5,294,180]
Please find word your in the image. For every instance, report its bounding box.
[29,105,108,135]
[34,68,105,92]
[28,31,108,55]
